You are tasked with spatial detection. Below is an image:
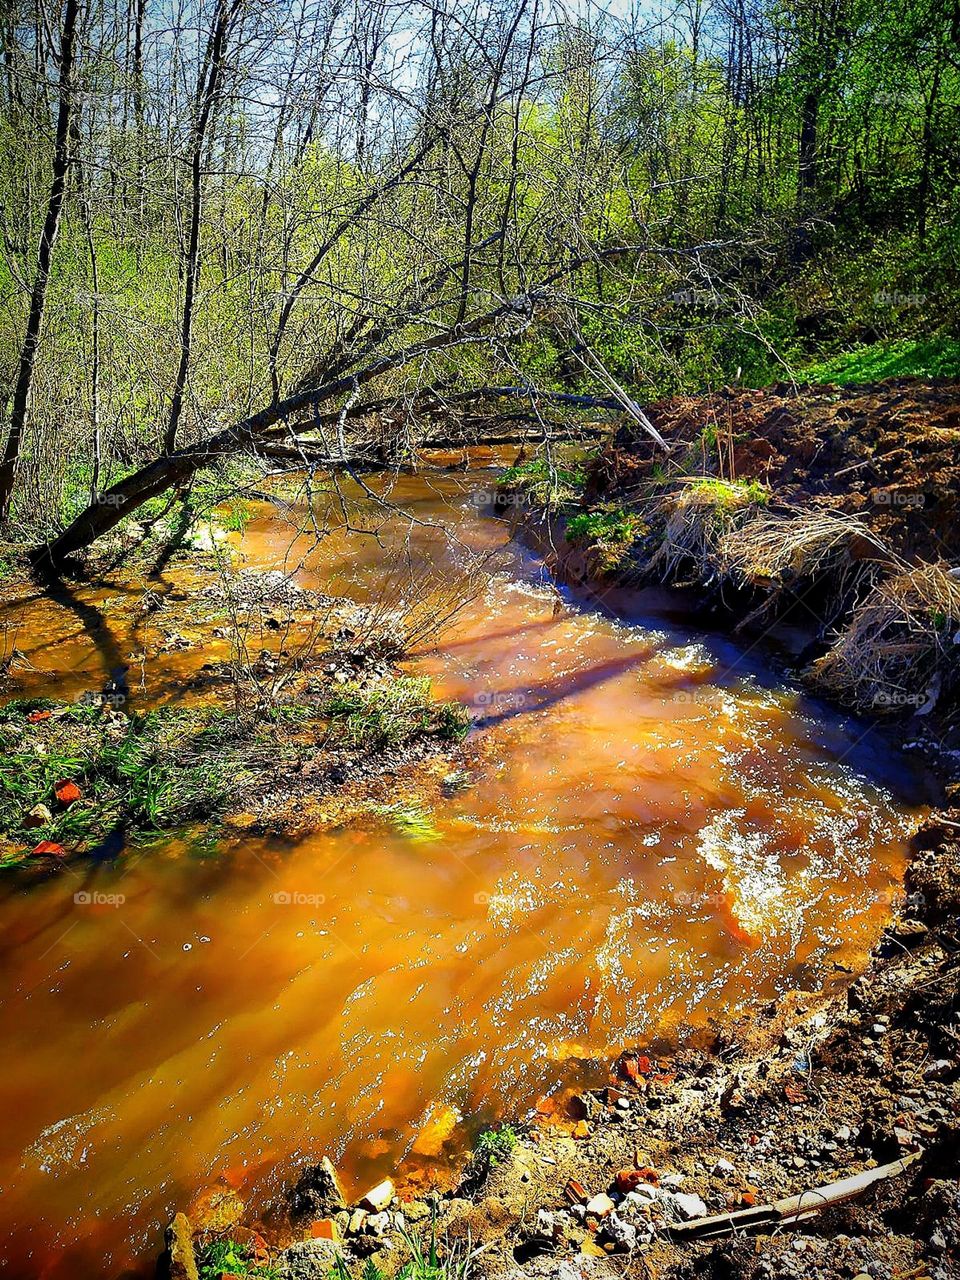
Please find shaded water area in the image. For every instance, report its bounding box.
[0,459,928,1278]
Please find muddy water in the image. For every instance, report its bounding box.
[0,461,926,1278]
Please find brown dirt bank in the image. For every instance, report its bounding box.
[586,379,960,566]
[512,379,960,783]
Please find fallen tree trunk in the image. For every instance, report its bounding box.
[29,236,711,570]
[29,385,627,570]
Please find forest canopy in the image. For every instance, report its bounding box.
[0,0,956,564]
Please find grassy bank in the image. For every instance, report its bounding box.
[0,678,469,868]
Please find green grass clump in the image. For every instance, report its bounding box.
[199,1238,278,1280]
[684,477,769,507]
[0,700,262,861]
[474,1125,518,1167]
[498,457,587,509]
[566,507,645,544]
[800,338,960,385]
[566,506,646,573]
[375,802,442,842]
[323,677,469,752]
[330,1210,477,1280]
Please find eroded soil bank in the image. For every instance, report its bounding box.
[514,379,960,773]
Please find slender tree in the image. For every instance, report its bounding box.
[0,0,82,520]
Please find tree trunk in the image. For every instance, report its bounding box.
[163,0,240,455]
[0,0,81,520]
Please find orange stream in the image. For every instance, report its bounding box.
[0,463,925,1278]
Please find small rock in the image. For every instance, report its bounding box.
[929,1228,947,1254]
[24,803,53,828]
[671,1192,708,1220]
[288,1157,347,1220]
[924,1060,953,1080]
[399,1200,431,1223]
[163,1212,198,1280]
[358,1178,394,1212]
[889,919,928,942]
[536,1209,556,1237]
[347,1210,368,1235]
[835,1125,852,1141]
[585,1194,615,1218]
[712,1158,736,1176]
[309,1219,340,1242]
[365,1211,391,1237]
[601,1213,638,1251]
[660,1173,685,1189]
[277,1238,342,1279]
[625,1186,659,1205]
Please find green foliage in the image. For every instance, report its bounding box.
[800,339,960,385]
[375,802,442,842]
[474,1125,517,1167]
[0,677,467,863]
[330,1210,476,1280]
[684,477,769,507]
[566,508,643,544]
[0,701,258,857]
[566,507,646,573]
[497,457,586,510]
[198,1238,278,1280]
[220,498,253,533]
[2,0,956,537]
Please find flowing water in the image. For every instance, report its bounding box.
[0,460,926,1278]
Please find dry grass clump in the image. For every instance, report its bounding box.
[719,508,893,588]
[810,562,960,714]
[649,478,767,584]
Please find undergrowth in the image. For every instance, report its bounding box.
[474,1125,518,1168]
[566,507,647,573]
[323,677,469,752]
[198,1238,278,1280]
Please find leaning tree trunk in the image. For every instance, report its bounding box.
[0,0,81,520]
[30,241,674,571]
